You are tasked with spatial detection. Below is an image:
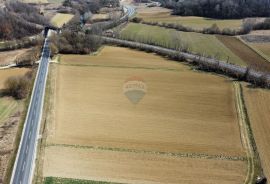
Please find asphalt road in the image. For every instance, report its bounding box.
[123,5,135,17]
[10,38,50,184]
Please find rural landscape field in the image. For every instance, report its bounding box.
[136,6,243,30]
[0,0,270,184]
[42,46,247,184]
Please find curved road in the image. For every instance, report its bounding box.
[123,5,135,17]
[10,38,50,184]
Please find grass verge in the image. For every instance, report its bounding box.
[34,63,55,184]
[234,82,264,183]
[44,177,122,184]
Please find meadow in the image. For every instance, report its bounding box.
[120,23,245,65]
[43,46,247,184]
[136,7,243,30]
[50,13,74,28]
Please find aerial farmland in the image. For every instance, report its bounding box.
[41,46,247,184]
[0,0,270,184]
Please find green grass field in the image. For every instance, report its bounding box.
[0,98,18,125]
[120,23,245,65]
[44,177,121,184]
[51,13,74,28]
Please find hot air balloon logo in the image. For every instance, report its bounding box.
[123,76,147,104]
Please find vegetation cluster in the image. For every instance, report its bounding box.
[0,1,48,40]
[4,71,34,99]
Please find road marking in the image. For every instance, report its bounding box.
[26,145,29,153]
[22,161,25,171]
[29,131,32,139]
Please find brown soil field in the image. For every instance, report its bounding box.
[136,7,242,30]
[217,36,270,72]
[43,46,247,183]
[243,85,270,180]
[0,68,30,89]
[0,49,30,66]
[60,46,184,70]
[43,146,246,184]
[250,43,270,60]
[49,47,245,157]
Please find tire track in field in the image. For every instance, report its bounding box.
[234,82,257,184]
[46,143,246,162]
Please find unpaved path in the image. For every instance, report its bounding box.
[233,82,256,184]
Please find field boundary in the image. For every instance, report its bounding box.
[46,143,246,162]
[234,82,263,183]
[136,21,242,36]
[237,37,270,63]
[58,62,184,72]
[44,177,122,184]
[102,36,270,88]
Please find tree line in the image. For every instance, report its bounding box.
[103,37,270,88]
[155,0,270,19]
[62,0,120,14]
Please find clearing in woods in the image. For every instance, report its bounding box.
[42,46,247,184]
[243,85,270,181]
[120,23,245,66]
[136,7,243,30]
[50,13,74,28]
